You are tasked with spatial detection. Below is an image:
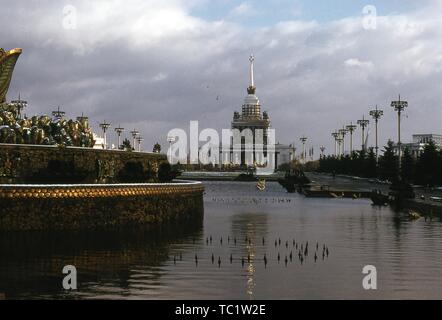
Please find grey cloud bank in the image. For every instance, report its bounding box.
[1,0,441,154]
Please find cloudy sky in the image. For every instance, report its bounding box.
[1,0,442,155]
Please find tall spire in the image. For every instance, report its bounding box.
[247,54,256,94]
[249,54,255,87]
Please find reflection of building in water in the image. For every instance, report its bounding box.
[230,213,268,299]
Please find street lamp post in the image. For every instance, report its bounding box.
[136,136,144,152]
[369,105,384,162]
[114,125,125,150]
[346,122,357,156]
[300,136,307,163]
[290,145,297,162]
[339,127,348,157]
[331,131,339,157]
[167,136,176,163]
[99,121,111,150]
[391,95,408,169]
[336,137,343,158]
[357,116,370,152]
[130,129,140,151]
[10,93,27,120]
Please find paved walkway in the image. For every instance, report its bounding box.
[305,172,390,193]
[307,172,442,215]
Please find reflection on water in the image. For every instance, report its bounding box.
[0,222,203,299]
[1,181,442,299]
[230,213,268,299]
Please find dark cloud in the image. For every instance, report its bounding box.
[1,0,442,154]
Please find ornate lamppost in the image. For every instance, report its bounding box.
[346,122,357,156]
[357,116,370,151]
[114,125,125,150]
[300,136,307,163]
[290,145,296,162]
[99,121,111,149]
[369,105,384,162]
[331,131,339,157]
[136,136,144,152]
[336,136,343,158]
[167,135,176,163]
[339,127,348,156]
[391,95,408,169]
[130,129,140,151]
[10,93,27,120]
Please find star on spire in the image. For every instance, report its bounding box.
[247,54,256,94]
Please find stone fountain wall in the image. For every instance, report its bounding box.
[0,144,204,231]
[0,143,167,183]
[0,182,204,230]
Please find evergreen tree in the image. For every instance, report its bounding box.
[122,138,132,151]
[354,149,366,177]
[378,140,398,182]
[153,142,161,153]
[365,147,377,178]
[341,154,352,175]
[415,140,440,186]
[400,146,415,183]
[438,149,442,185]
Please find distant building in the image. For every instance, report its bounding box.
[230,55,271,167]
[413,134,442,146]
[394,134,442,157]
[275,143,295,168]
[93,133,105,149]
[190,55,295,172]
[227,55,294,171]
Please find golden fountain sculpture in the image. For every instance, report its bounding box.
[0,48,95,147]
[0,48,22,103]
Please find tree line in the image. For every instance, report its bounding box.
[317,140,442,187]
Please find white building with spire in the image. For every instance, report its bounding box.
[232,55,270,134]
[231,55,271,166]
[230,55,294,170]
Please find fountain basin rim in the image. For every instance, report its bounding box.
[0,180,202,188]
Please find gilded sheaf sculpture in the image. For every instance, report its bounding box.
[0,48,95,147]
[0,48,22,104]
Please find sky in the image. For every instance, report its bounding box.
[1,0,442,156]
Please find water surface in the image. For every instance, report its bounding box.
[1,181,441,299]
